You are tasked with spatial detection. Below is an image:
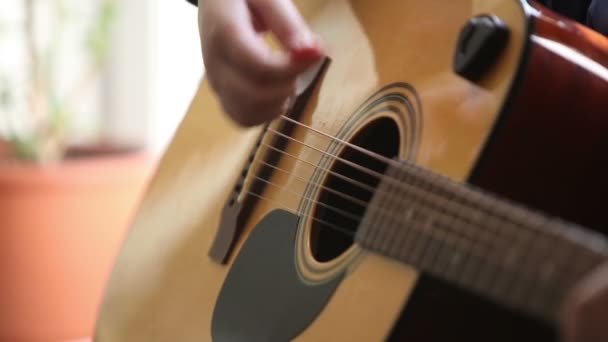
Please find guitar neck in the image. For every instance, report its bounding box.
[355,159,608,323]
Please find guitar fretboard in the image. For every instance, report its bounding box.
[355,159,608,323]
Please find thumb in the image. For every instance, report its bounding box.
[247,0,323,57]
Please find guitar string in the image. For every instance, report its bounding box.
[245,186,493,278]
[241,183,571,295]
[251,174,362,222]
[252,150,512,251]
[244,190,356,238]
[246,142,533,255]
[249,156,488,253]
[266,124,537,234]
[251,127,548,248]
[275,114,552,232]
[251,159,529,254]
[243,185,491,258]
[254,157,368,208]
[243,176,584,305]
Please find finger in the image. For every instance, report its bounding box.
[201,0,295,82]
[242,0,324,73]
[213,62,296,126]
[248,5,269,32]
[247,0,317,50]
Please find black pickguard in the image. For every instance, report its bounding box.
[212,209,344,342]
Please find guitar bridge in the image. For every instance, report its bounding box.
[208,57,331,264]
[208,128,267,264]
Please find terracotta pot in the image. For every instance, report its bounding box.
[0,147,155,341]
[0,139,10,158]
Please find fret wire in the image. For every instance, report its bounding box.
[397,164,438,267]
[454,229,494,285]
[378,182,568,320]
[360,198,605,323]
[423,174,465,274]
[412,165,452,270]
[366,165,395,253]
[390,163,411,257]
[456,195,508,292]
[505,213,554,311]
[364,175,604,296]
[419,208,445,272]
[542,224,586,311]
[382,163,405,254]
[408,210,446,268]
[456,192,531,295]
[364,196,383,252]
[409,161,533,230]
[395,211,413,263]
[503,217,540,309]
[397,205,422,264]
[539,233,585,320]
[393,207,491,268]
[464,192,512,287]
[360,192,604,326]
[406,171,436,266]
[387,164,412,260]
[382,166,492,268]
[388,178,510,274]
[402,167,434,266]
[486,200,542,309]
[394,168,424,265]
[444,184,487,284]
[393,163,537,260]
[384,191,516,276]
[520,219,554,318]
[410,212,436,268]
[431,228,480,289]
[440,182,482,283]
[535,223,583,318]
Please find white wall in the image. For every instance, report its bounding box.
[104,0,204,155]
[0,1,107,142]
[153,0,204,153]
[0,0,203,155]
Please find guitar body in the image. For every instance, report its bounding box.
[95,1,608,341]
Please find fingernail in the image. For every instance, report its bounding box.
[291,34,323,60]
[292,32,316,49]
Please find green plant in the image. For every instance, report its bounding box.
[0,0,117,163]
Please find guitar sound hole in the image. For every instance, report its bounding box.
[311,117,400,262]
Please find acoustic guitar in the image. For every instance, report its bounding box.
[95,0,608,341]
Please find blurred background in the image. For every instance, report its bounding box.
[0,0,203,341]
